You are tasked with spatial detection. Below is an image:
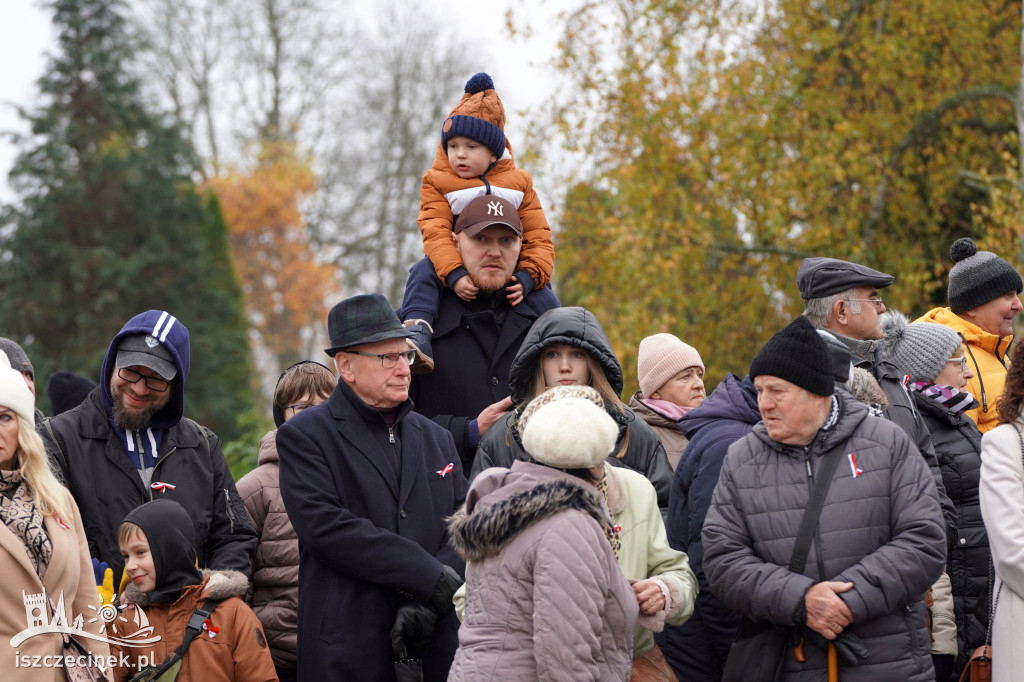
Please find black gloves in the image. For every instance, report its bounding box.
[390,603,438,658]
[428,565,463,618]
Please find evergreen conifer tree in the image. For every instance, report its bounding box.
[0,0,253,438]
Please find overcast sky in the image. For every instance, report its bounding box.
[0,0,561,201]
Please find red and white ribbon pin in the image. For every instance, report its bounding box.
[203,619,219,638]
[55,516,71,529]
[848,453,864,478]
[151,482,176,494]
[436,463,454,478]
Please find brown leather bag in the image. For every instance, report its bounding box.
[630,643,678,682]
[956,645,991,682]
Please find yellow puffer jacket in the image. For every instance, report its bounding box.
[916,307,1013,433]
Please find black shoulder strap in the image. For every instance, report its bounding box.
[138,598,220,679]
[788,441,845,575]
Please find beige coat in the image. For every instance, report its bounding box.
[628,393,690,471]
[979,419,1024,682]
[0,490,110,681]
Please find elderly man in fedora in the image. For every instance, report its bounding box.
[278,293,468,682]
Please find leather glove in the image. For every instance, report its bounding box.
[429,565,463,618]
[92,558,115,606]
[390,603,438,658]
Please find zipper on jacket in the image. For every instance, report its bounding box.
[223,489,236,533]
[388,426,400,478]
[959,333,987,413]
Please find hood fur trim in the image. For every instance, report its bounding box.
[123,569,250,607]
[449,479,608,562]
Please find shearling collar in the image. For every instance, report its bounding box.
[124,569,249,608]
[449,478,609,562]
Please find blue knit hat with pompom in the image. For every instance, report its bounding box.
[441,73,507,159]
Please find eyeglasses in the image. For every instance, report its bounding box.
[341,349,416,369]
[287,403,314,414]
[947,356,968,371]
[117,367,171,393]
[845,297,884,311]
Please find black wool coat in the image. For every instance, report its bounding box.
[277,380,468,682]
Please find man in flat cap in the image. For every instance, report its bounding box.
[278,293,467,681]
[917,237,1023,433]
[400,194,559,473]
[41,310,257,585]
[799,257,956,540]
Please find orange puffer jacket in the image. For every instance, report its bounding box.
[112,572,278,682]
[419,143,554,289]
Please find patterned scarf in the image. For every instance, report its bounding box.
[593,469,621,558]
[0,469,53,579]
[907,381,977,416]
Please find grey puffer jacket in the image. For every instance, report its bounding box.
[703,395,946,682]
[235,429,298,669]
[448,463,637,681]
[472,307,673,510]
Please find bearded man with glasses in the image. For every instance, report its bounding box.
[278,293,468,682]
[40,309,257,589]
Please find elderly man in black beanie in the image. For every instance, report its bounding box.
[702,316,946,682]
[277,293,468,682]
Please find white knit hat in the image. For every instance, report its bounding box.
[521,386,618,469]
[637,333,704,398]
[0,351,35,427]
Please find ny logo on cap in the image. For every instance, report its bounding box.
[487,200,504,217]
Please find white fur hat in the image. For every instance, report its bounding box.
[0,351,35,427]
[521,386,618,469]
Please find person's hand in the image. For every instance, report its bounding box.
[505,279,524,306]
[390,603,438,657]
[429,565,463,618]
[476,396,513,437]
[453,277,479,302]
[632,579,665,615]
[92,558,115,606]
[804,581,854,640]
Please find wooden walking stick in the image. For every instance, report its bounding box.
[827,642,839,682]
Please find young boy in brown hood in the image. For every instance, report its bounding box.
[111,499,277,682]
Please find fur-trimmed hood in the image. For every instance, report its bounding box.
[449,477,609,562]
[124,569,249,608]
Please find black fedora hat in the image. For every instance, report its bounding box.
[324,294,415,356]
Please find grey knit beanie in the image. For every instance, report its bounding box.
[0,338,33,379]
[879,310,962,383]
[947,238,1022,314]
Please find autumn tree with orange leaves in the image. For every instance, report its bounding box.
[534,0,1022,394]
[204,141,341,372]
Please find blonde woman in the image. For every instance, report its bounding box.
[0,351,109,679]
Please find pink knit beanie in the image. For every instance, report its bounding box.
[637,333,704,398]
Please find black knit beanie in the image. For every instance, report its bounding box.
[947,238,1022,314]
[750,317,835,396]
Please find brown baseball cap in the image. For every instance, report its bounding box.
[453,195,522,237]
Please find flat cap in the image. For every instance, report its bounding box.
[797,257,894,300]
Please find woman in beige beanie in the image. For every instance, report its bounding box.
[628,333,706,471]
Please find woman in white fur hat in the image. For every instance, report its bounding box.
[0,351,110,679]
[452,385,697,681]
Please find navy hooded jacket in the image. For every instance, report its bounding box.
[42,310,257,583]
[657,373,759,682]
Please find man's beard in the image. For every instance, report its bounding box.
[111,389,163,431]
